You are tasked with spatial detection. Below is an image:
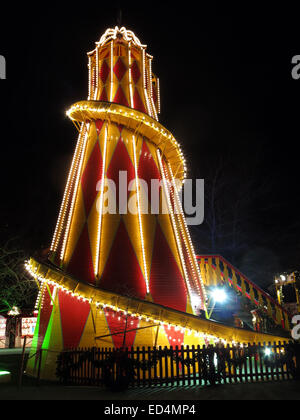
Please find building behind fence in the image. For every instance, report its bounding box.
[56,341,300,388]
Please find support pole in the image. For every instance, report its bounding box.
[18,335,27,389]
[36,349,43,386]
[154,324,160,347]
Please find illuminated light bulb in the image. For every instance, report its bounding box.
[265,348,271,356]
[110,41,114,101]
[211,288,227,303]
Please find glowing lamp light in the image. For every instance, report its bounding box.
[211,288,227,304]
[0,370,11,384]
[264,348,272,356]
[7,306,20,316]
[0,370,11,376]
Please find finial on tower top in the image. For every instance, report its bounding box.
[96,26,147,49]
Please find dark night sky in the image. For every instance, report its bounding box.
[1,2,300,287]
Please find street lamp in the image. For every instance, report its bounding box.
[207,287,228,319]
[7,306,20,316]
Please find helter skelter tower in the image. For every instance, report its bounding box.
[26,26,209,379]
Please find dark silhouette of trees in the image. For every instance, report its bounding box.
[0,238,38,314]
[190,152,300,290]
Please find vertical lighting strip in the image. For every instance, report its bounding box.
[148,58,158,121]
[166,167,199,299]
[92,67,96,99]
[60,123,89,262]
[110,41,114,102]
[132,135,149,293]
[34,270,43,310]
[142,48,152,117]
[167,162,208,305]
[128,42,134,108]
[95,123,108,277]
[167,167,199,295]
[88,56,92,100]
[50,123,85,252]
[157,78,161,114]
[157,149,193,301]
[94,47,99,100]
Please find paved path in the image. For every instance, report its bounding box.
[0,348,30,355]
[1,380,300,400]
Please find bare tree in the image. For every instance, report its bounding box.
[192,156,269,257]
[0,238,38,314]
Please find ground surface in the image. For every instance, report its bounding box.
[0,380,300,400]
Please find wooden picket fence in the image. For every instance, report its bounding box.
[56,341,300,387]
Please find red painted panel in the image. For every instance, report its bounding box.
[106,137,135,209]
[67,224,95,285]
[164,325,185,347]
[104,309,140,349]
[113,57,127,81]
[99,87,108,101]
[133,88,147,114]
[149,223,187,312]
[113,85,129,108]
[58,290,91,349]
[131,60,141,84]
[138,140,161,206]
[100,220,147,299]
[81,140,102,218]
[100,60,110,83]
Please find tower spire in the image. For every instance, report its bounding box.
[117,7,122,27]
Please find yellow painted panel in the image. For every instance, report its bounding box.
[64,187,86,265]
[97,213,121,279]
[157,212,184,278]
[134,319,155,347]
